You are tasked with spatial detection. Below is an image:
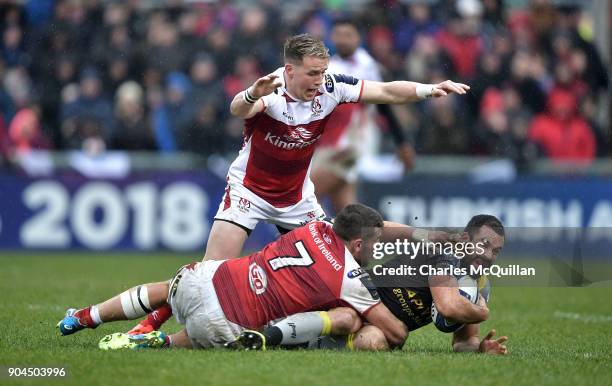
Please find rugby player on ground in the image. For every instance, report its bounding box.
[58,205,411,349]
[234,215,507,355]
[128,32,471,335]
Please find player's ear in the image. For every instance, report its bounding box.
[285,63,294,78]
[347,238,363,257]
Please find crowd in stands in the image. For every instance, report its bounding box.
[0,0,608,167]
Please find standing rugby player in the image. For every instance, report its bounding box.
[312,19,416,213]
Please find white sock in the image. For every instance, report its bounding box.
[90,305,102,325]
[272,312,331,345]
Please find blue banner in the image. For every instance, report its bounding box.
[0,171,279,252]
[360,177,612,229]
[1,172,611,254]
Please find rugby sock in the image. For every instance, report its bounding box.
[90,305,102,325]
[74,306,99,328]
[263,311,331,346]
[144,303,173,330]
[307,334,355,350]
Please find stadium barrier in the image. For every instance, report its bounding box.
[1,154,611,261]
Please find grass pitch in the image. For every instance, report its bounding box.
[0,254,610,386]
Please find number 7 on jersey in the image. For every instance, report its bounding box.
[268,241,315,271]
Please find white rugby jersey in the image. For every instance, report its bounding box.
[227,67,364,208]
[320,47,382,149]
[329,47,382,83]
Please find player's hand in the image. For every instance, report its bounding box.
[396,143,416,171]
[479,329,509,355]
[250,74,283,98]
[432,80,470,98]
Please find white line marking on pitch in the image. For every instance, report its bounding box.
[553,311,612,323]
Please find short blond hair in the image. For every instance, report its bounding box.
[283,34,329,63]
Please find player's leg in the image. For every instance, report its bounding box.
[202,220,249,260]
[308,325,389,351]
[227,307,362,350]
[58,281,170,336]
[129,184,257,334]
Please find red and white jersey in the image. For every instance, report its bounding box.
[227,67,364,208]
[211,220,380,329]
[319,48,382,149]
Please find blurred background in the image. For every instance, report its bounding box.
[0,0,609,255]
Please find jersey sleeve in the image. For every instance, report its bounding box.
[260,91,280,111]
[325,73,364,103]
[259,67,286,111]
[340,255,380,314]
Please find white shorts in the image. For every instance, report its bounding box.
[168,260,243,349]
[214,181,326,232]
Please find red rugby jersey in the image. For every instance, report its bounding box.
[212,220,380,329]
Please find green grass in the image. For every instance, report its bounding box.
[0,254,611,386]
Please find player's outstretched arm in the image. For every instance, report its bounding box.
[453,325,509,355]
[360,79,470,104]
[230,73,282,119]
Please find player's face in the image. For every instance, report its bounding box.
[286,56,328,101]
[357,228,383,263]
[332,24,360,58]
[465,225,505,269]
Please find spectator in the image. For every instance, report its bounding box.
[151,72,193,152]
[3,67,33,121]
[232,6,279,71]
[178,100,227,156]
[528,88,595,162]
[2,24,28,68]
[112,81,155,151]
[508,50,546,114]
[394,2,440,55]
[416,95,469,155]
[472,87,532,160]
[188,53,224,115]
[435,1,484,80]
[0,0,606,161]
[144,14,188,75]
[61,66,115,146]
[7,107,49,154]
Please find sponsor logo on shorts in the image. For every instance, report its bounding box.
[237,197,251,213]
[248,263,268,295]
